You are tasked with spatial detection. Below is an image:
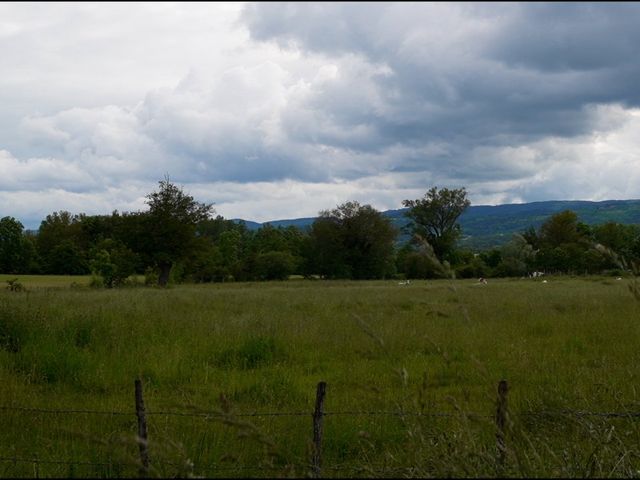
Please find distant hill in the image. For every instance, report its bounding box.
[231,216,317,231]
[233,199,640,250]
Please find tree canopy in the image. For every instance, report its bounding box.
[306,201,397,279]
[4,180,640,284]
[144,178,214,286]
[0,216,36,274]
[402,187,470,261]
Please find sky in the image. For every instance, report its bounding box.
[1,2,640,229]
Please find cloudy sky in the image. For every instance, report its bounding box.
[2,2,640,229]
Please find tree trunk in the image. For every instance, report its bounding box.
[158,261,172,287]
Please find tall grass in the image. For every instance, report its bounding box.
[0,277,639,477]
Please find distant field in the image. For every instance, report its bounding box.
[0,274,93,288]
[0,275,147,289]
[0,276,639,477]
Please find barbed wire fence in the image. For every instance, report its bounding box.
[2,379,640,478]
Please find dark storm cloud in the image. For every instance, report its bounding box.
[241,2,640,154]
[486,3,640,73]
[3,3,640,229]
[241,2,394,58]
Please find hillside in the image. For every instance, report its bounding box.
[234,199,640,250]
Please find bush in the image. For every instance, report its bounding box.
[455,257,489,279]
[144,267,159,286]
[89,275,104,288]
[254,251,297,280]
[5,278,25,292]
[403,251,451,279]
[602,268,625,277]
[89,240,137,288]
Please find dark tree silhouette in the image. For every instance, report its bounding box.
[402,187,470,261]
[145,178,214,286]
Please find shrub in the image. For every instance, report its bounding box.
[255,251,297,280]
[5,278,25,292]
[89,241,137,288]
[455,257,489,279]
[144,266,159,286]
[403,251,450,279]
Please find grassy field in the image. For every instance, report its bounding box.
[0,274,93,288]
[0,276,639,477]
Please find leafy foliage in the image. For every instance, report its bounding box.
[402,187,470,261]
[0,217,37,274]
[306,201,397,279]
[5,181,640,282]
[89,239,137,288]
[144,178,214,286]
[254,251,297,280]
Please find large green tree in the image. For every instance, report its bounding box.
[306,201,397,279]
[539,210,586,246]
[0,216,37,274]
[592,222,640,262]
[36,211,89,274]
[495,234,537,277]
[534,210,597,274]
[402,187,470,261]
[144,178,214,286]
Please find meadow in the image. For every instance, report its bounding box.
[1,275,639,477]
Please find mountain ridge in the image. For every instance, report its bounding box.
[233,199,640,249]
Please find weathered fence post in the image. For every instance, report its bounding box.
[495,379,509,468]
[312,381,327,478]
[135,378,150,477]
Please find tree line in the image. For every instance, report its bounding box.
[1,180,639,286]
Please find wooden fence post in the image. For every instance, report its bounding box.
[135,378,150,477]
[495,379,509,468]
[312,381,327,478]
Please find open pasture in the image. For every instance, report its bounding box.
[0,274,93,289]
[0,277,639,477]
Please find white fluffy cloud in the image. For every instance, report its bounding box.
[1,2,640,229]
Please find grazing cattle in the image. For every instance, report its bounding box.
[530,271,545,278]
[478,277,487,284]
